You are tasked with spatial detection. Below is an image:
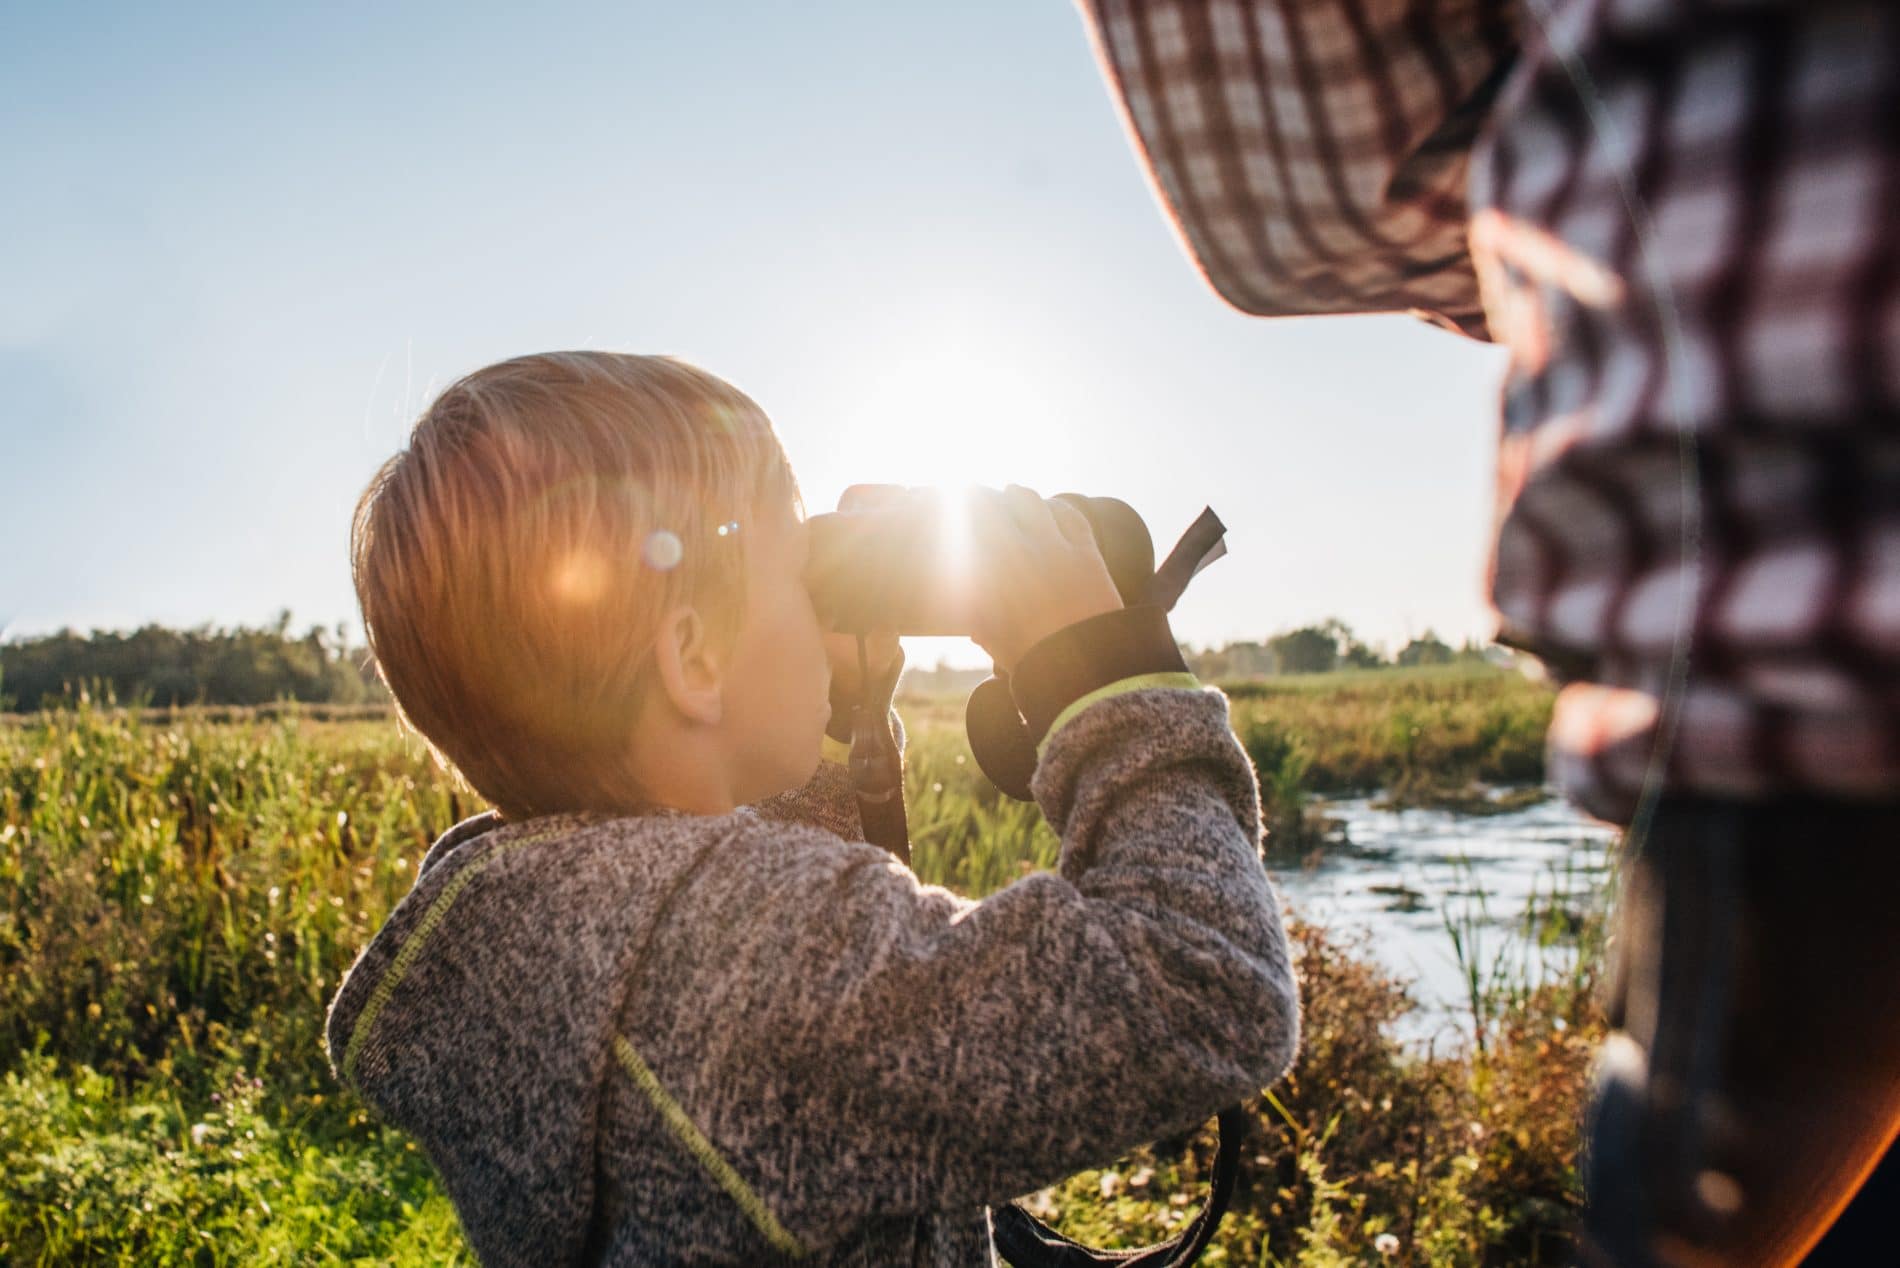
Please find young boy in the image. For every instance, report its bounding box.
[326,351,1300,1266]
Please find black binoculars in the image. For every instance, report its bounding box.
[805,487,1227,802]
[805,489,1222,637]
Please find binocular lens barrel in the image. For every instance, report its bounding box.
[804,492,1157,637]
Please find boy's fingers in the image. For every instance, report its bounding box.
[964,488,1019,632]
[1000,484,1059,545]
[1047,498,1095,551]
[836,483,909,513]
[971,487,1039,580]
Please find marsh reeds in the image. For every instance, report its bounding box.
[1,669,1599,1265]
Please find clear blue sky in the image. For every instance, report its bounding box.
[1,1,1507,667]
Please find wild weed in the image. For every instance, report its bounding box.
[1,677,1601,1264]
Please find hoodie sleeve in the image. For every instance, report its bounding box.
[673,672,1298,1256]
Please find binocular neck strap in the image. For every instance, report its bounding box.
[1148,508,1227,612]
[846,634,910,864]
[993,1105,1249,1268]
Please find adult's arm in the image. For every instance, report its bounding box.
[1078,0,1520,337]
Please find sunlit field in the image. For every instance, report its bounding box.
[1,668,1604,1265]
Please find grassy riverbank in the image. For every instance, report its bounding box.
[1221,666,1555,855]
[1,669,1597,1265]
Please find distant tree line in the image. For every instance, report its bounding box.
[899,619,1509,696]
[0,612,387,711]
[1179,619,1505,680]
[1,613,1505,712]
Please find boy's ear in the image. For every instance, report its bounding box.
[651,605,724,726]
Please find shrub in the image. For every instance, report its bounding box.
[1027,920,1602,1266]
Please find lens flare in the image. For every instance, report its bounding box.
[642,530,684,571]
[934,485,978,597]
[552,551,609,603]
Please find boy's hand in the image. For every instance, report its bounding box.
[969,485,1123,673]
[823,485,904,713]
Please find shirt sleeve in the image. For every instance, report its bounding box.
[1078,0,1521,337]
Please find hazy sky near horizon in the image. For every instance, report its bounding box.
[2,1,1509,667]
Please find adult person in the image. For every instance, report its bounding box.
[1070,1,1900,1263]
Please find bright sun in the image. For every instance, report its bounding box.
[822,332,1079,494]
[795,332,1087,669]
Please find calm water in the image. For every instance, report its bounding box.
[1269,792,1621,1045]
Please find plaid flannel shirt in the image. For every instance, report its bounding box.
[1080,0,1900,824]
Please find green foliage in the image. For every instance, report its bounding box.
[0,615,385,712]
[1196,619,1396,679]
[1394,633,1455,669]
[0,681,1600,1263]
[903,728,1062,896]
[1024,916,1601,1266]
[1184,620,1499,681]
[1236,717,1314,851]
[0,698,462,1115]
[1268,627,1341,676]
[1226,665,1552,820]
[1185,639,1279,680]
[0,1053,469,1265]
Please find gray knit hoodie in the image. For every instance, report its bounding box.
[326,665,1299,1265]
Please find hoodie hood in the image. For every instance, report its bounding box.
[325,807,728,1267]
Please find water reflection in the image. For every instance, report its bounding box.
[1269,792,1620,1045]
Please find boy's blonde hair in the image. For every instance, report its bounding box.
[352,351,798,820]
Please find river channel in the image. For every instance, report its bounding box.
[1268,792,1621,1046]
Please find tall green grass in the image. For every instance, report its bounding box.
[1,671,1600,1266]
[1228,666,1551,792]
[0,701,460,1111]
[1226,666,1553,853]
